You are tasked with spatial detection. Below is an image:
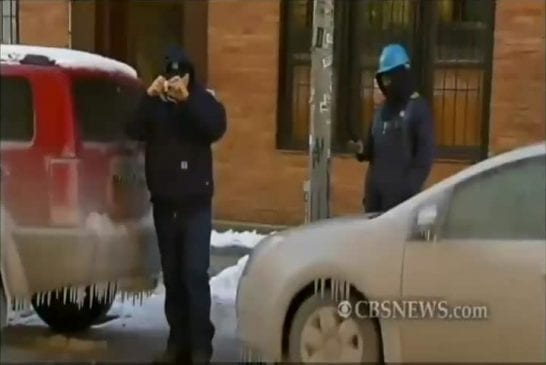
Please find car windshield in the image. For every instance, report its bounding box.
[72,77,142,142]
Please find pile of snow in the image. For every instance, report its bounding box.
[211,229,266,248]
[209,255,248,304]
[0,44,137,78]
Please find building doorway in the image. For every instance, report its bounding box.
[70,0,207,85]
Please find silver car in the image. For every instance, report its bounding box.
[237,142,545,363]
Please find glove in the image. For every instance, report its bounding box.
[147,75,166,97]
[165,74,190,102]
[347,140,364,154]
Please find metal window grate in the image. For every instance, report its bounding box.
[279,0,495,161]
[0,0,19,44]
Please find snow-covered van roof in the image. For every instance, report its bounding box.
[0,44,137,78]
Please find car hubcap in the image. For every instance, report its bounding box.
[300,306,363,362]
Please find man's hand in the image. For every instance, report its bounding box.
[147,75,167,97]
[347,139,364,154]
[166,74,190,102]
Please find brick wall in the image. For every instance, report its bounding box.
[17,0,544,226]
[19,0,69,47]
[208,0,467,225]
[489,0,546,154]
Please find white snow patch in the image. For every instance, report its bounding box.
[209,255,248,304]
[1,44,137,78]
[211,229,266,248]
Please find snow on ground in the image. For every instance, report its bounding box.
[0,44,137,78]
[210,255,248,304]
[211,229,266,248]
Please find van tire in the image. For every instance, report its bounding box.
[31,285,116,333]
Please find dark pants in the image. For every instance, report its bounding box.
[152,197,215,361]
[364,181,413,213]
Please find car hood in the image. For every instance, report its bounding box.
[275,212,396,248]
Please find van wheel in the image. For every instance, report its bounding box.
[31,285,116,333]
[288,292,381,363]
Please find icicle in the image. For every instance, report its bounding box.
[320,278,325,299]
[345,281,351,300]
[92,284,96,305]
[314,279,319,295]
[139,292,143,306]
[110,283,116,302]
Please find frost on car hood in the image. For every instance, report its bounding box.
[283,213,382,238]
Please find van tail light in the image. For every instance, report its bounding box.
[48,158,81,226]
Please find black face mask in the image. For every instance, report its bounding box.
[376,66,416,108]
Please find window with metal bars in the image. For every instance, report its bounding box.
[0,0,19,44]
[278,0,495,162]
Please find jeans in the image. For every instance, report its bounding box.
[152,198,215,361]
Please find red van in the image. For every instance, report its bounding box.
[0,45,160,332]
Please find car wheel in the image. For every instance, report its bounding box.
[1,284,7,331]
[288,293,381,363]
[31,285,116,333]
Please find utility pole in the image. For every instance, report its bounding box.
[305,0,335,223]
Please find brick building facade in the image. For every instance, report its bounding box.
[6,0,545,225]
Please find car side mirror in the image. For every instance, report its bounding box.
[415,205,438,241]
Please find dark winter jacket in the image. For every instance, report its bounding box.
[357,66,435,201]
[126,47,227,202]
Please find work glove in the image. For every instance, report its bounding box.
[147,75,167,97]
[347,139,364,154]
[165,74,190,102]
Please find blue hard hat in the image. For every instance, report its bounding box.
[377,44,411,74]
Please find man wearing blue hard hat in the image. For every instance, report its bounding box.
[348,44,435,212]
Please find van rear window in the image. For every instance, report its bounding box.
[73,78,141,142]
[0,76,34,142]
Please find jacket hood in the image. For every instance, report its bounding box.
[165,46,195,87]
[376,65,416,110]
